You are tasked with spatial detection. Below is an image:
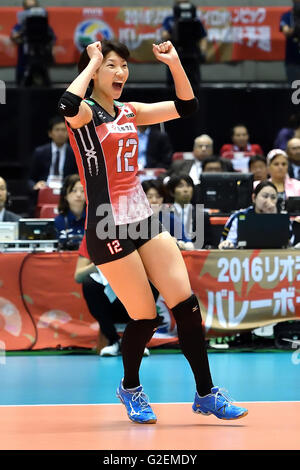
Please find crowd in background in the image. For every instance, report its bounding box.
[3,0,300,354]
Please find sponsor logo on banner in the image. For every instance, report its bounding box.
[74,19,114,52]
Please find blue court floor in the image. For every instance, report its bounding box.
[1,352,299,406]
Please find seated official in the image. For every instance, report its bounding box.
[220,124,264,160]
[75,235,158,356]
[255,149,300,212]
[202,156,224,173]
[164,134,234,185]
[248,155,268,182]
[166,174,214,248]
[219,181,284,249]
[0,176,21,222]
[137,125,173,169]
[54,174,85,250]
[142,179,192,249]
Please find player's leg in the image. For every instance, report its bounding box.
[98,251,161,423]
[138,232,248,419]
[137,231,213,396]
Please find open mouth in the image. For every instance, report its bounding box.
[113,82,123,90]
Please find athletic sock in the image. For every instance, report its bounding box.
[121,316,162,389]
[171,294,213,397]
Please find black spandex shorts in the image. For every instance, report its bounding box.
[86,213,167,266]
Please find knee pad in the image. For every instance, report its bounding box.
[133,315,164,329]
[171,294,202,320]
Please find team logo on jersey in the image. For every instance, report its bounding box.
[107,122,136,134]
[123,106,135,118]
[97,110,107,121]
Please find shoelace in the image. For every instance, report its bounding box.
[213,388,235,409]
[131,390,151,411]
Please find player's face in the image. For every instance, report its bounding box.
[173,180,193,204]
[232,127,249,148]
[0,177,7,210]
[49,123,68,147]
[95,51,129,99]
[268,155,288,180]
[66,181,85,214]
[253,187,277,214]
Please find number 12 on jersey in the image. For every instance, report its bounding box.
[117,138,137,172]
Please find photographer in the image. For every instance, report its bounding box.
[10,0,56,86]
[280,0,300,84]
[161,0,207,91]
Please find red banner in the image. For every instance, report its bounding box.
[0,250,299,351]
[0,6,288,67]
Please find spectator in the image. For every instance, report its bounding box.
[142,178,190,247]
[219,181,279,249]
[165,134,233,185]
[137,125,172,169]
[286,137,300,179]
[29,116,78,192]
[166,174,213,248]
[248,155,268,182]
[202,156,223,173]
[161,0,207,91]
[0,177,21,222]
[255,149,300,212]
[274,112,300,150]
[54,174,85,250]
[220,124,264,172]
[280,0,300,84]
[74,235,153,356]
[10,0,56,86]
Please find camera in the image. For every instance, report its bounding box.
[18,6,54,85]
[171,2,204,60]
[21,8,53,64]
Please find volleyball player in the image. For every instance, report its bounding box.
[58,39,248,423]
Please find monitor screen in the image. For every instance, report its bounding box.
[197,172,254,213]
[18,219,57,241]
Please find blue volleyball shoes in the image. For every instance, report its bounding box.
[192,386,248,420]
[116,380,157,424]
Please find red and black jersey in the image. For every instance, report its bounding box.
[66,98,152,228]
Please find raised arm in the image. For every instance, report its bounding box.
[58,42,103,129]
[130,41,198,126]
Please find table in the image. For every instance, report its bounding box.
[0,250,299,350]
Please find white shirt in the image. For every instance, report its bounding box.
[137,127,150,169]
[0,208,4,222]
[173,202,194,241]
[189,160,202,185]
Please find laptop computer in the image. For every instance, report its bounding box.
[0,222,18,241]
[237,213,290,249]
[18,218,57,241]
[285,197,300,215]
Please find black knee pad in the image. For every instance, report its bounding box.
[171,294,202,320]
[133,315,164,329]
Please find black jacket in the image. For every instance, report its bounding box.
[2,209,20,222]
[28,143,78,190]
[141,127,173,169]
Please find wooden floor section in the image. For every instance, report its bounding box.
[0,402,299,450]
